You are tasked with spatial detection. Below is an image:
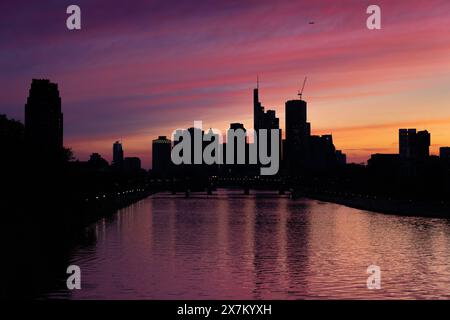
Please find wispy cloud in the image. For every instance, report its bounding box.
[1,0,449,167]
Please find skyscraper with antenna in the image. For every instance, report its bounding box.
[285,77,342,173]
[252,76,281,171]
[253,75,264,131]
[253,76,279,131]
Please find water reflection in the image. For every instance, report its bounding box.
[44,189,450,299]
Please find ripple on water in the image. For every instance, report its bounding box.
[42,190,450,299]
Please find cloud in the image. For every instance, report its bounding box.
[1,0,450,167]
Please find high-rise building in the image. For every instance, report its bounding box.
[399,128,414,159]
[399,129,430,159]
[152,136,172,175]
[253,84,264,131]
[285,99,311,157]
[284,97,311,172]
[253,81,279,131]
[25,79,63,157]
[417,130,431,158]
[112,141,124,168]
[252,82,281,173]
[284,92,338,173]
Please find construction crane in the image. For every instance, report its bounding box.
[298,76,307,100]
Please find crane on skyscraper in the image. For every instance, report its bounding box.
[298,76,307,100]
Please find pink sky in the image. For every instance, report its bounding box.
[1,0,450,167]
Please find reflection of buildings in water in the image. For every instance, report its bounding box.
[285,199,310,297]
[252,195,283,298]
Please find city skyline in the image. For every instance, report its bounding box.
[3,77,448,170]
[3,0,450,303]
[8,77,446,174]
[1,0,450,168]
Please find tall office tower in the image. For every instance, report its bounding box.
[253,81,264,131]
[252,81,281,174]
[112,141,124,168]
[25,79,63,157]
[399,129,416,159]
[285,97,311,171]
[399,129,430,159]
[285,99,310,147]
[152,136,172,175]
[253,80,280,131]
[416,130,431,158]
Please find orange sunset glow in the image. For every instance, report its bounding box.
[1,0,450,168]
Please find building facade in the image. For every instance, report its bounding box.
[25,79,63,158]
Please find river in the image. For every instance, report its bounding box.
[43,189,450,299]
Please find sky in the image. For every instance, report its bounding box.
[1,0,450,168]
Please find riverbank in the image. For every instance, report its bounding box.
[67,189,157,233]
[299,190,450,219]
[0,189,158,299]
[39,188,450,300]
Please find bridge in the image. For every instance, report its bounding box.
[147,175,300,198]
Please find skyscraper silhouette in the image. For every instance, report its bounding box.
[417,130,431,159]
[252,80,281,172]
[284,90,341,174]
[113,141,124,168]
[399,129,430,160]
[25,79,63,158]
[253,78,264,131]
[152,136,172,175]
[253,80,279,131]
[285,98,311,172]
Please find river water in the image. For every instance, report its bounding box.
[44,189,450,299]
